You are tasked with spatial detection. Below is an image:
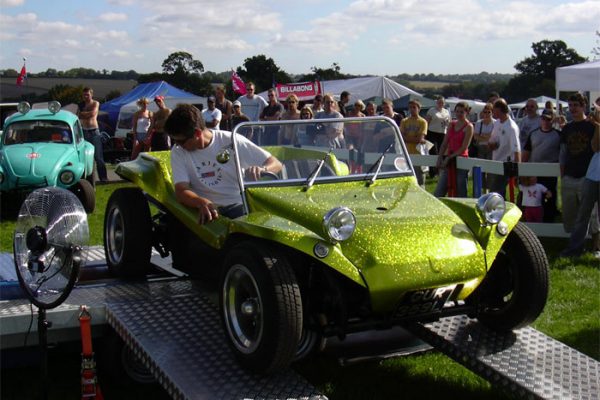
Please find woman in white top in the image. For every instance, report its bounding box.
[131,97,153,160]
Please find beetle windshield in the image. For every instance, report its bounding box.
[231,117,413,184]
[3,120,73,145]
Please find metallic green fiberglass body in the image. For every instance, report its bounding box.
[107,117,548,374]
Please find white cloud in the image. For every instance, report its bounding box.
[0,0,25,6]
[98,12,128,23]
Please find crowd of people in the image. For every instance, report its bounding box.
[79,85,600,258]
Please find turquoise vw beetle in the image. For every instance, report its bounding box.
[104,116,549,375]
[0,101,96,212]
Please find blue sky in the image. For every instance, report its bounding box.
[0,0,598,76]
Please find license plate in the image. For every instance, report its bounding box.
[395,285,457,318]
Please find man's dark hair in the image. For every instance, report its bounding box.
[568,93,587,107]
[83,87,93,94]
[341,91,350,99]
[164,104,205,138]
[488,91,500,99]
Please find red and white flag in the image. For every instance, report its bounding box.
[231,70,246,95]
[16,63,27,86]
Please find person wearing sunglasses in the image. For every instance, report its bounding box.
[165,104,281,224]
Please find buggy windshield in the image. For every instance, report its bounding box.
[231,117,413,184]
[3,120,73,145]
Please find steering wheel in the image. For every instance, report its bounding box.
[259,170,279,180]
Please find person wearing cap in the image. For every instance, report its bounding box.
[522,108,561,222]
[148,95,172,151]
[202,96,222,130]
[131,97,153,160]
[517,98,541,148]
[230,100,250,137]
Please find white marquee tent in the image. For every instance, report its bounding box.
[555,60,600,106]
[259,76,420,103]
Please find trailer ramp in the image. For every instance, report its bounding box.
[404,315,599,400]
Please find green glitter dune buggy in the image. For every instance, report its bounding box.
[104,117,549,374]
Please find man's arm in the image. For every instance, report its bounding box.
[78,100,99,119]
[244,156,282,181]
[174,182,219,224]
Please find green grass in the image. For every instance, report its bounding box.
[1,181,598,400]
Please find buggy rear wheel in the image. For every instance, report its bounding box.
[470,222,549,331]
[220,242,302,374]
[104,188,152,278]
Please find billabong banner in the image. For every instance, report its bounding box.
[275,81,322,101]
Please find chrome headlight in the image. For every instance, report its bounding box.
[476,192,506,225]
[59,170,75,185]
[48,101,61,114]
[322,207,356,242]
[17,101,31,115]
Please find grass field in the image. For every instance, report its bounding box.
[408,80,453,90]
[0,179,598,400]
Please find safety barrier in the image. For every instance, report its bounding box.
[411,154,568,238]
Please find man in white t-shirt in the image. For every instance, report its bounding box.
[164,104,282,224]
[237,81,267,121]
[202,96,222,129]
[487,99,521,196]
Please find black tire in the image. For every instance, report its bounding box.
[470,222,549,331]
[71,179,95,213]
[104,188,152,278]
[220,242,302,374]
[86,163,96,188]
[294,326,324,361]
[99,329,155,385]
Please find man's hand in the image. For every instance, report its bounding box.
[245,165,265,181]
[197,198,219,224]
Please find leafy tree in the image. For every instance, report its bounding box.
[1,69,19,77]
[592,30,600,60]
[161,51,204,75]
[300,63,347,81]
[236,54,291,91]
[47,84,85,105]
[105,90,121,102]
[514,40,587,80]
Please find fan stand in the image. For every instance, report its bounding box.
[37,308,52,400]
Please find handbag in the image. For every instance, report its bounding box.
[468,121,482,158]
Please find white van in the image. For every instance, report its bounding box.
[114,97,207,138]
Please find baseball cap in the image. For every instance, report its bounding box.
[208,96,216,102]
[154,95,164,101]
[541,109,554,120]
[233,100,241,107]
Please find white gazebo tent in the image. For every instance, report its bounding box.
[555,60,600,106]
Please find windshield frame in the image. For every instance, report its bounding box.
[231,116,415,214]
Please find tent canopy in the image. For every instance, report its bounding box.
[258,76,420,104]
[509,95,568,110]
[555,60,600,92]
[100,81,201,128]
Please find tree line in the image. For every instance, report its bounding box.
[1,39,592,105]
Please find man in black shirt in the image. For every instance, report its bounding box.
[559,93,597,240]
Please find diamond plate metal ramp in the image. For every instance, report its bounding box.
[404,315,599,400]
[106,287,325,400]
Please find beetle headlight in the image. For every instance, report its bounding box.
[59,170,75,185]
[17,101,31,115]
[323,207,356,242]
[476,192,506,225]
[48,101,61,114]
